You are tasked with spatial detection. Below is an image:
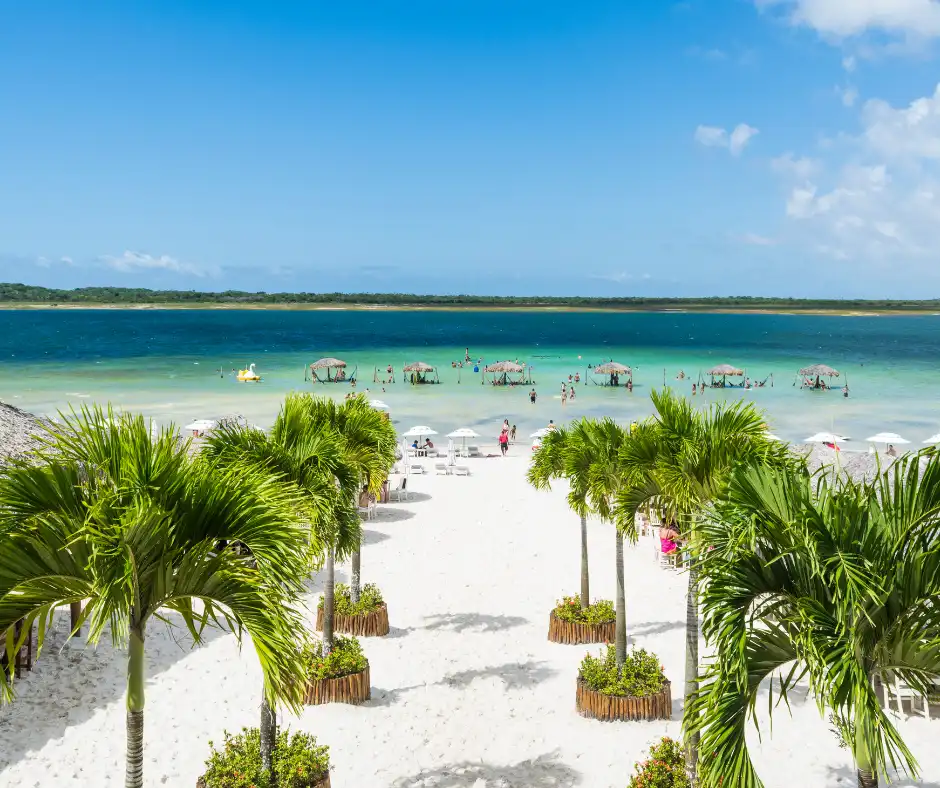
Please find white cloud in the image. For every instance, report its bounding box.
[739,233,779,245]
[695,123,759,155]
[772,84,940,264]
[841,86,859,107]
[590,271,652,283]
[60,256,73,265]
[842,55,857,71]
[100,250,215,277]
[755,0,940,39]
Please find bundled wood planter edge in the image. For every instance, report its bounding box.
[575,677,672,721]
[304,663,371,706]
[316,604,390,637]
[198,772,331,787]
[547,609,615,644]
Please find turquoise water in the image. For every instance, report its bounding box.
[1,308,939,446]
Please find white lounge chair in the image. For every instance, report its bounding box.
[886,676,931,720]
[388,476,410,502]
[409,463,425,475]
[434,462,450,475]
[467,445,481,457]
[454,465,470,476]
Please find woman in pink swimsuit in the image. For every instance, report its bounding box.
[659,521,681,554]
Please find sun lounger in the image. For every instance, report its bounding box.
[467,445,481,457]
[434,462,450,475]
[454,465,470,476]
[409,463,425,475]
[388,476,410,502]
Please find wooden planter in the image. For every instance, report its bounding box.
[547,609,615,645]
[316,604,389,637]
[576,678,672,721]
[198,773,330,787]
[304,663,371,706]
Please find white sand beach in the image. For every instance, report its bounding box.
[0,452,937,787]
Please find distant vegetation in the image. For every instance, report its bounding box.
[1,282,939,311]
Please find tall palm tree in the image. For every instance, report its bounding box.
[616,389,786,777]
[567,418,636,670]
[527,425,593,610]
[202,394,360,784]
[299,395,397,605]
[0,408,311,788]
[691,453,940,788]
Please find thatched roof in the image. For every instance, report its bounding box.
[403,362,435,372]
[795,444,890,483]
[310,357,347,369]
[594,362,632,375]
[799,364,840,377]
[0,401,48,463]
[484,361,523,373]
[707,364,744,376]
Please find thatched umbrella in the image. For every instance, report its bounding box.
[796,444,892,484]
[403,362,435,373]
[0,401,47,464]
[707,364,744,376]
[798,364,840,378]
[483,361,524,373]
[310,357,347,369]
[594,362,632,375]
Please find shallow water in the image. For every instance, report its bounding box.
[1,309,937,446]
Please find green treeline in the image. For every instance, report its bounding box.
[1,282,939,310]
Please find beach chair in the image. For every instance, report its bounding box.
[358,493,376,520]
[467,445,481,457]
[454,465,470,476]
[886,676,930,720]
[434,462,450,475]
[409,463,425,475]
[388,476,410,502]
[657,545,680,570]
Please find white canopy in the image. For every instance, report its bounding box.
[369,400,390,410]
[530,427,553,439]
[184,419,217,432]
[924,433,940,444]
[865,432,910,444]
[804,432,849,443]
[447,428,480,438]
[402,425,437,437]
[765,433,781,441]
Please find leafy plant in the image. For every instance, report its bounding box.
[579,645,666,697]
[553,595,615,624]
[628,737,690,788]
[319,582,384,616]
[202,727,330,788]
[304,634,367,681]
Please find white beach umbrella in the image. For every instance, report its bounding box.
[447,428,480,439]
[865,432,909,445]
[402,425,437,437]
[369,399,389,410]
[765,434,781,441]
[184,418,217,434]
[924,433,940,444]
[530,427,553,439]
[804,432,849,444]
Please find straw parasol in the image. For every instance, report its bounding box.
[403,361,435,372]
[0,401,47,464]
[310,357,347,369]
[593,362,632,375]
[799,364,840,378]
[707,364,744,376]
[483,361,524,373]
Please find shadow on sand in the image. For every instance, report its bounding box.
[0,608,228,777]
[371,508,417,525]
[388,751,583,787]
[422,612,529,634]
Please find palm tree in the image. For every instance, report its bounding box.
[0,408,311,788]
[202,394,361,784]
[299,395,397,605]
[616,389,786,777]
[691,453,940,788]
[527,425,593,610]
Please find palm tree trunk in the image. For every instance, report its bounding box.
[69,601,82,635]
[684,565,700,781]
[260,693,277,787]
[125,622,146,788]
[579,515,590,609]
[323,546,335,655]
[614,529,626,671]
[856,771,878,788]
[350,545,361,605]
[854,711,878,788]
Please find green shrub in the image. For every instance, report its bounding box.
[627,737,690,788]
[318,582,384,616]
[579,645,666,697]
[304,634,368,681]
[553,595,615,624]
[202,727,330,788]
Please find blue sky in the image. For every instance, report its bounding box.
[2,0,940,298]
